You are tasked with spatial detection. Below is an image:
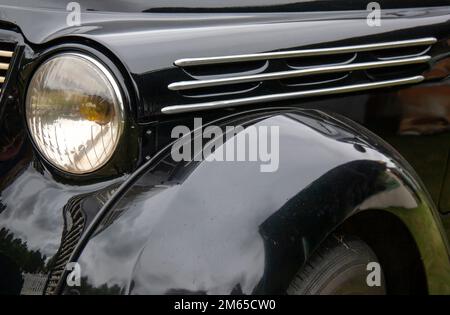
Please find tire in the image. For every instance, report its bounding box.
[287,235,386,295]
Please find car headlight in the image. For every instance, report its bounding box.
[26,53,125,174]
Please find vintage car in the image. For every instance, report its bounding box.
[0,0,450,295]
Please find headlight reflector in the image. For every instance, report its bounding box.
[26,53,124,174]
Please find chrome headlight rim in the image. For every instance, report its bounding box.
[25,51,126,175]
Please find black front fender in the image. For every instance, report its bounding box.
[69,108,450,295]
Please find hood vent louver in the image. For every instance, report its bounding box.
[164,37,436,114]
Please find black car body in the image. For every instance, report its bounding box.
[0,0,450,295]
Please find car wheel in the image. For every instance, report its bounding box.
[287,235,386,295]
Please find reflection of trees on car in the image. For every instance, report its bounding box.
[0,227,47,294]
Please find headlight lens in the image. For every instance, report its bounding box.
[26,53,124,174]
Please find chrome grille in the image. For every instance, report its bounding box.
[0,43,15,97]
[165,37,436,114]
